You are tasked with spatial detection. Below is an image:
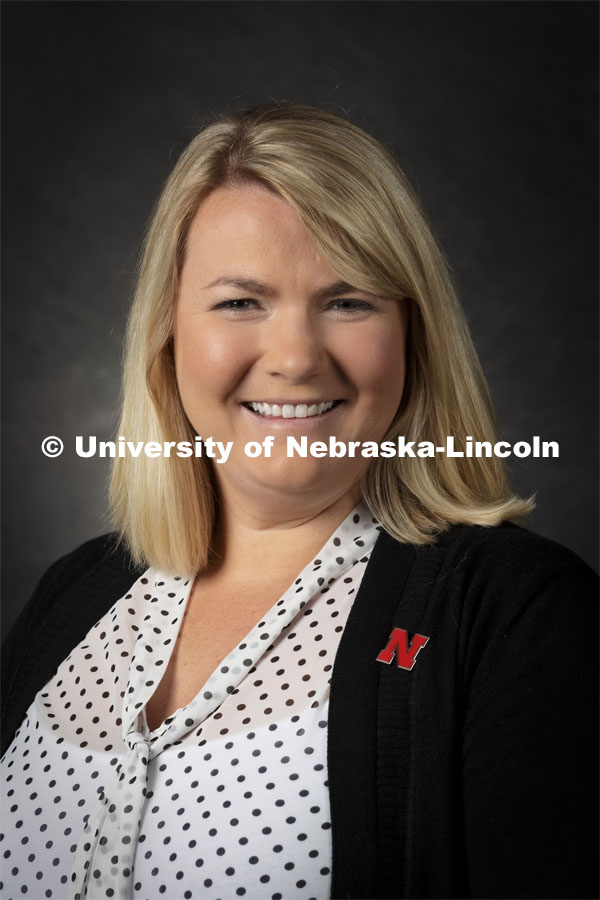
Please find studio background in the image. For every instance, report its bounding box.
[2,0,598,640]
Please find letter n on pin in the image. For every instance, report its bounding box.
[376,627,430,671]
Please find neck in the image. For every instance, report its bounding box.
[207,485,362,582]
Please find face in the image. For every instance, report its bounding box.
[174,183,407,513]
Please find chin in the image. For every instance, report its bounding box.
[245,457,360,499]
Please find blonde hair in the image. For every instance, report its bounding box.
[110,102,533,574]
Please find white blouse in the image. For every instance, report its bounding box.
[1,504,380,900]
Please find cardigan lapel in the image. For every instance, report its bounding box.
[328,529,417,899]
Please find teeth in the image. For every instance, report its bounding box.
[249,401,335,418]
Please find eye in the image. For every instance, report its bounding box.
[213,298,260,312]
[328,297,374,313]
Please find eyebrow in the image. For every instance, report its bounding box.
[202,276,372,301]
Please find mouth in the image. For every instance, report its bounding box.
[242,400,343,419]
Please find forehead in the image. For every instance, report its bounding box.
[183,183,336,282]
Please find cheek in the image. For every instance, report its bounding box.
[174,319,250,402]
[340,328,406,398]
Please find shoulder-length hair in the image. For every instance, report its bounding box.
[110,102,533,575]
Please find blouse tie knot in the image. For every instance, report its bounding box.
[125,727,150,762]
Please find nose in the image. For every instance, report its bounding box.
[261,309,327,382]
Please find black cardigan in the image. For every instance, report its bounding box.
[2,523,598,899]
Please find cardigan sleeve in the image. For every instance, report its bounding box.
[457,531,598,899]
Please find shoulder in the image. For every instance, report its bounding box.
[4,530,142,647]
[410,524,599,701]
[440,521,597,598]
[374,522,597,674]
[16,532,141,630]
[1,534,144,756]
[378,520,597,604]
[2,532,142,680]
[55,531,136,580]
[39,531,136,584]
[439,523,598,630]
[439,524,597,666]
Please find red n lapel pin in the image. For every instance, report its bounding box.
[376,627,430,671]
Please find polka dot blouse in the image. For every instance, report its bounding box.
[1,503,380,900]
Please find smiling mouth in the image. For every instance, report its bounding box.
[242,400,342,418]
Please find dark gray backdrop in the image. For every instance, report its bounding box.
[3,0,598,640]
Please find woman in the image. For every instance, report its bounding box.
[1,103,597,900]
